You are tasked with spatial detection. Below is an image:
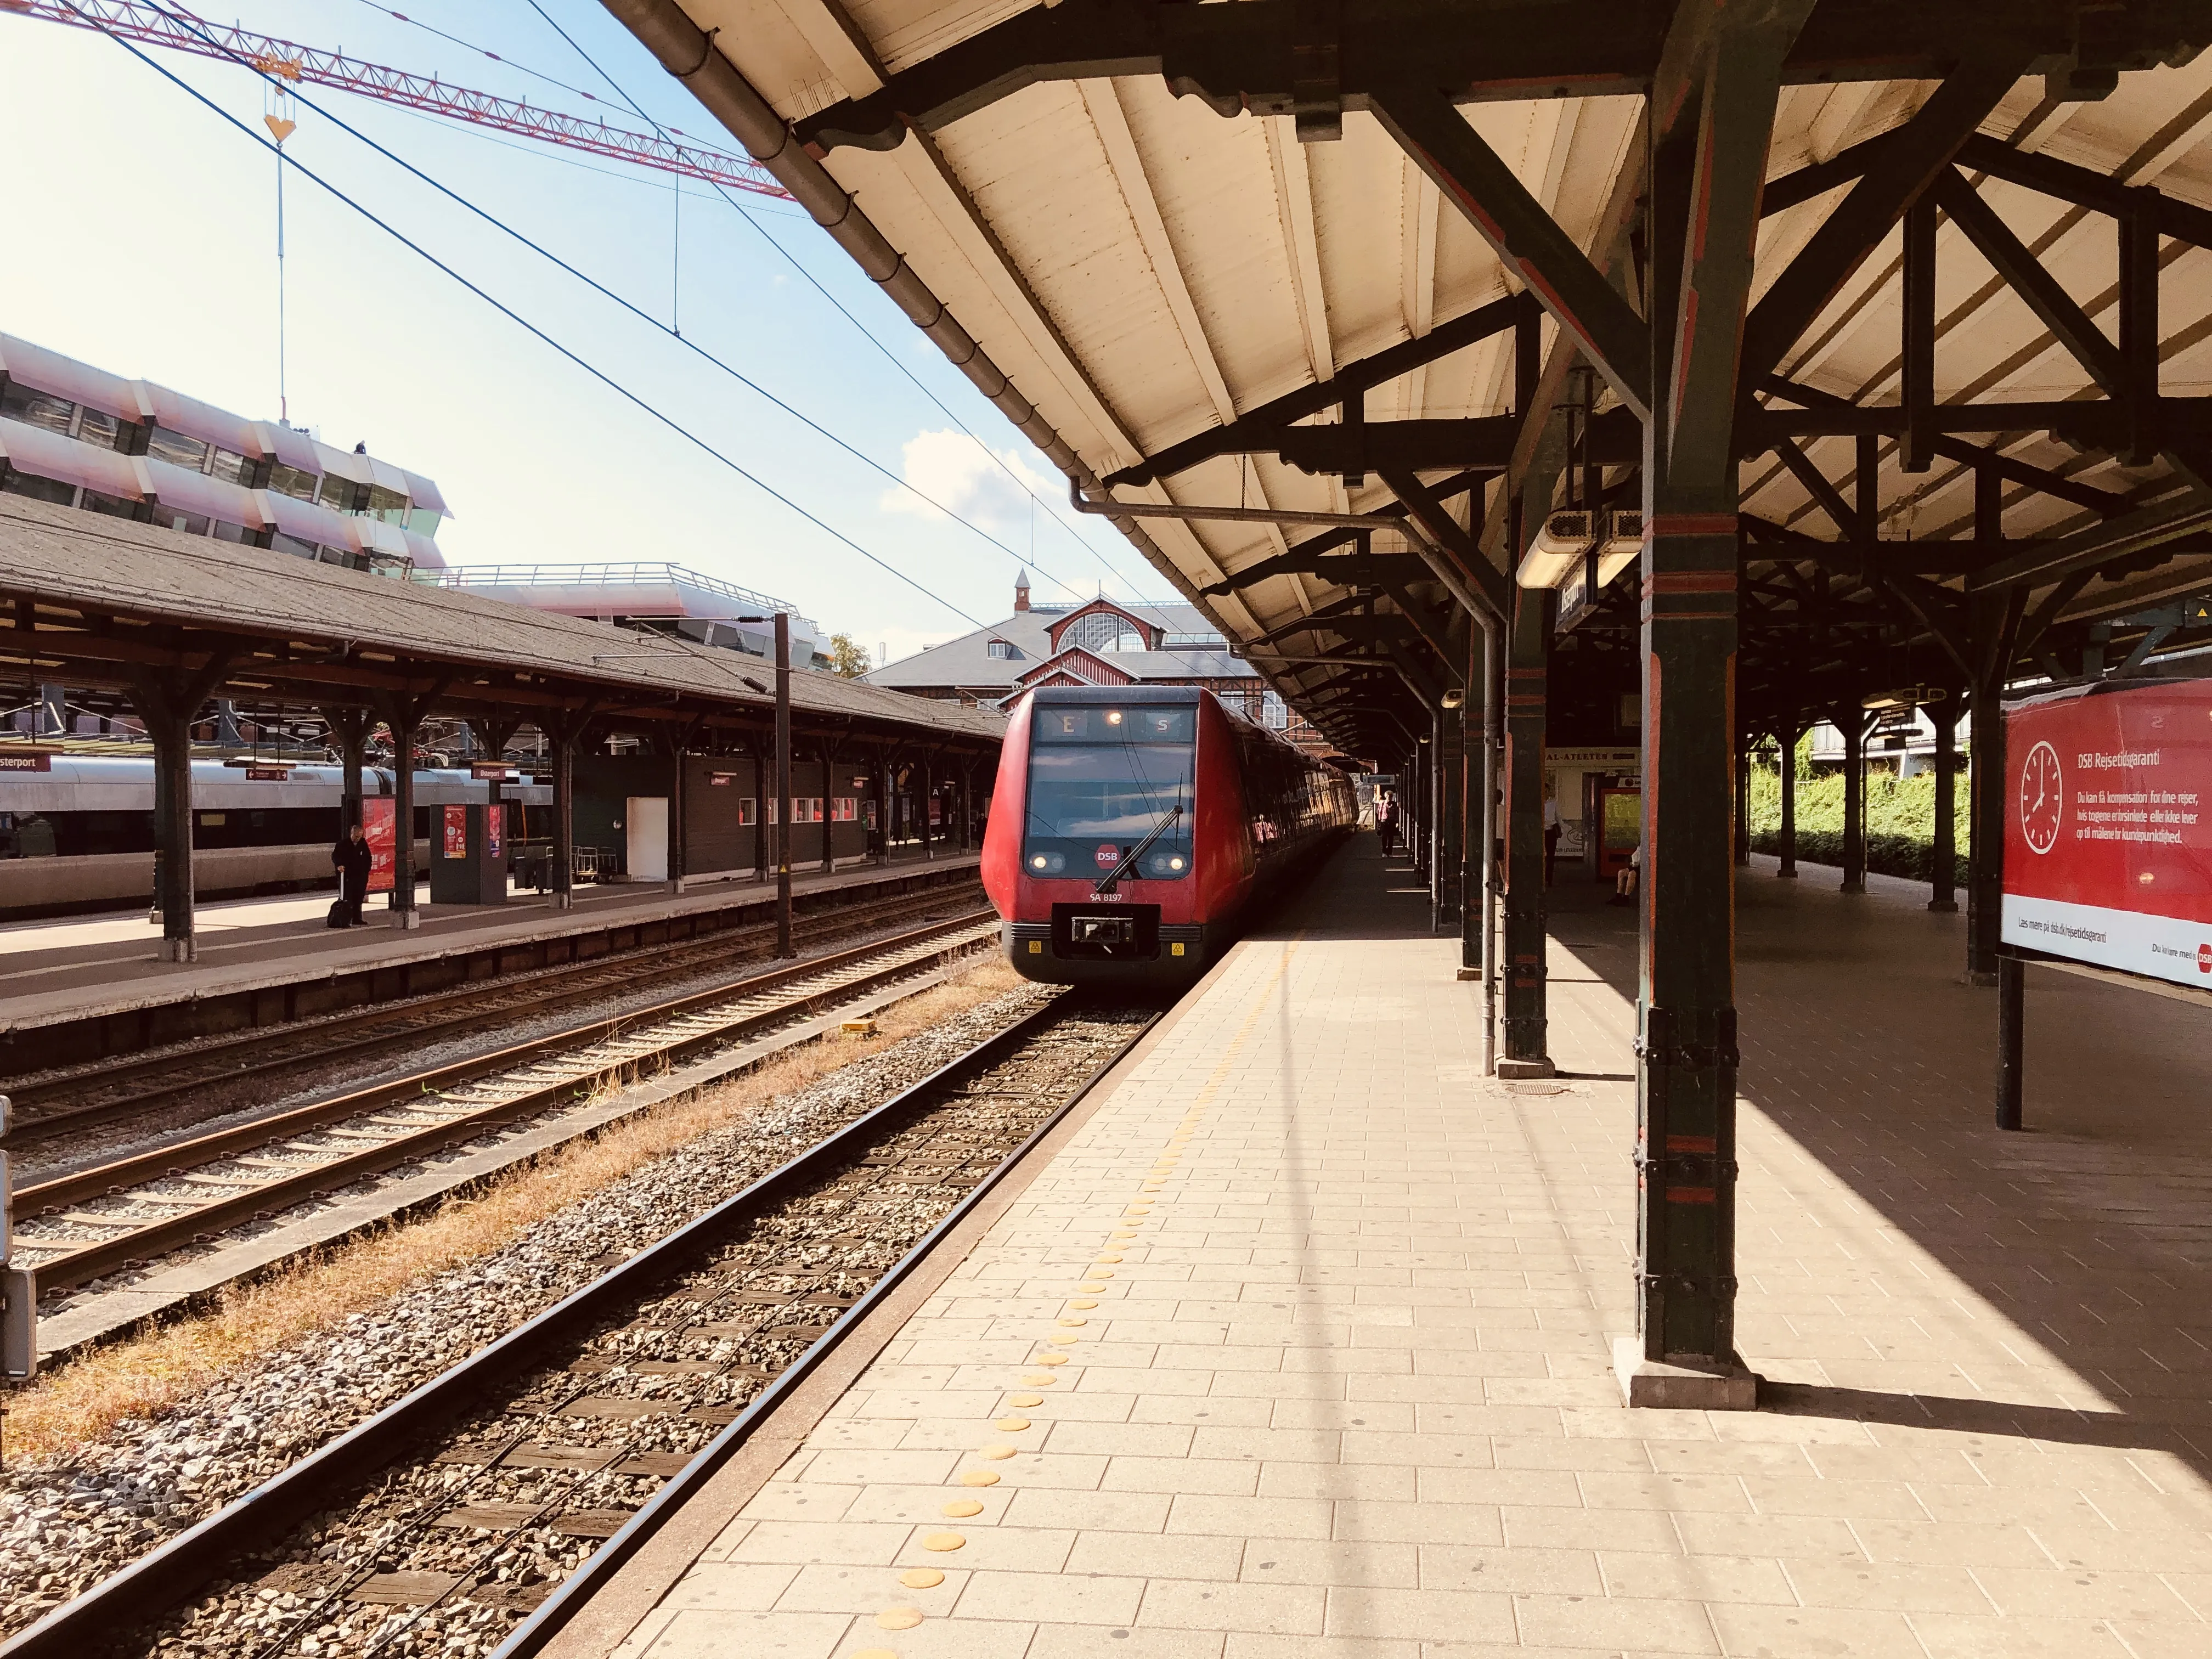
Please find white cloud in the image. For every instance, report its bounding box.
[882,428,1060,541]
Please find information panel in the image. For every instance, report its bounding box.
[2002,678,2212,987]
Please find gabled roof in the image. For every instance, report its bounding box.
[865,601,1231,691]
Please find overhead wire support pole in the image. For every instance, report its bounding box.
[775,612,793,959]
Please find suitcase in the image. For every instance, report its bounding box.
[327,899,350,929]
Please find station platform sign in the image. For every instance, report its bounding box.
[2002,676,2211,989]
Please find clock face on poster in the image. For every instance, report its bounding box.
[2019,740,2064,855]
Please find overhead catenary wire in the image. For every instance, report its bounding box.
[57,0,984,629]
[516,0,1192,633]
[135,0,1099,612]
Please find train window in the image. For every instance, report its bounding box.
[1024,707,1194,881]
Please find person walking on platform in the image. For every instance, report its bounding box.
[331,820,372,927]
[1375,791,1398,854]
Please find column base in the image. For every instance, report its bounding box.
[1611,1336,1760,1410]
[1927,899,1958,913]
[667,877,689,896]
[160,937,198,963]
[1775,867,1798,880]
[1841,878,1866,894]
[1964,969,1997,987]
[390,909,421,930]
[549,891,575,912]
[1455,967,1483,982]
[1496,1056,1556,1080]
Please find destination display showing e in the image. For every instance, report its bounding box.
[2002,678,2212,988]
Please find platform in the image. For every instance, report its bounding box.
[0,852,980,1046]
[565,835,2212,1659]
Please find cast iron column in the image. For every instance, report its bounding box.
[551,724,577,911]
[1929,697,1959,912]
[1501,583,1551,1076]
[1776,721,1799,878]
[775,612,792,958]
[669,729,690,895]
[390,714,420,928]
[1733,739,1751,866]
[1437,701,1463,930]
[1460,622,1489,976]
[873,746,893,866]
[321,706,370,832]
[146,703,197,961]
[1838,708,1867,894]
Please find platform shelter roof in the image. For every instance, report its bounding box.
[609,0,2212,754]
[0,496,1003,751]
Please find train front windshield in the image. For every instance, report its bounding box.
[1023,704,1195,882]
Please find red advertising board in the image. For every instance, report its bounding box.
[442,804,469,860]
[363,797,396,894]
[2002,678,2212,988]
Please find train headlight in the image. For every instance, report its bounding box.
[1168,855,1185,871]
[1105,710,1123,725]
[1030,854,1048,870]
[1028,851,1065,873]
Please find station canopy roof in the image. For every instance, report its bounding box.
[0,496,1003,751]
[614,0,2212,754]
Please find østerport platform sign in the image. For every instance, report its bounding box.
[2002,678,2212,988]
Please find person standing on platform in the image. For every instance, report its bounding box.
[331,820,372,927]
[1375,791,1397,854]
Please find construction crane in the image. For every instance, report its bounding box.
[0,0,792,200]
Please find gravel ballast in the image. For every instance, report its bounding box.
[0,983,1056,1643]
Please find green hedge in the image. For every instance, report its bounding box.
[1746,766,1971,887]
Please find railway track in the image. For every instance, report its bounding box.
[1,877,985,1144]
[2,998,1153,1659]
[8,910,1002,1295]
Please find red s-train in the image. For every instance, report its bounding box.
[981,686,1355,986]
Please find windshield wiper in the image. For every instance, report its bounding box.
[1094,801,1183,897]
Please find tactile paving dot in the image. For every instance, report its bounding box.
[1058,1317,1088,1327]
[900,1568,945,1589]
[1077,1284,1107,1294]
[1034,1352,1068,1365]
[1111,1229,1137,1239]
[1096,1255,1124,1264]
[853,1649,898,1659]
[1069,1300,1098,1310]
[1009,1393,1045,1407]
[980,1444,1018,1459]
[876,1607,924,1630]
[1022,1373,1058,1386]
[942,1498,985,1516]
[995,1415,1031,1431]
[921,1532,967,1552]
[960,1470,1001,1487]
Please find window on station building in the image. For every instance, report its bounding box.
[268,463,319,501]
[365,483,410,521]
[146,426,209,471]
[75,408,127,450]
[1261,690,1289,730]
[270,531,320,560]
[1068,611,1148,653]
[0,469,74,505]
[210,520,255,544]
[210,447,257,486]
[81,489,146,520]
[986,639,1020,660]
[319,476,369,512]
[0,382,75,435]
[404,505,442,538]
[832,797,858,822]
[152,506,211,537]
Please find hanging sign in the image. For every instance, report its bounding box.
[442,804,469,859]
[2002,678,2212,988]
[0,753,53,772]
[363,797,396,894]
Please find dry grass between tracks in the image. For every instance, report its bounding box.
[2,957,1023,1464]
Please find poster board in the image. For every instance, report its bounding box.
[363,797,396,894]
[442,804,469,859]
[2002,678,2211,989]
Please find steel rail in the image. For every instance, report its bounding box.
[2,876,983,1141]
[15,912,998,1291]
[0,999,1154,1659]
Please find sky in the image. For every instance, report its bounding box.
[0,0,1182,668]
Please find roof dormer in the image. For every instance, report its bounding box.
[1045,596,1162,656]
